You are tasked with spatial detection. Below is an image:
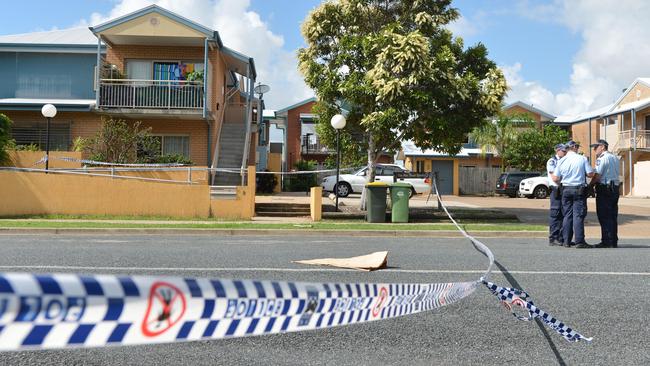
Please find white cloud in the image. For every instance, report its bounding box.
[504,0,650,116]
[77,0,312,109]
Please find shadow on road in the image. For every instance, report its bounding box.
[494,260,567,366]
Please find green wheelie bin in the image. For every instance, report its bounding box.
[390,182,411,223]
[365,182,389,223]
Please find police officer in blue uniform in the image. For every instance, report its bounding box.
[589,139,620,248]
[547,143,567,246]
[552,140,594,248]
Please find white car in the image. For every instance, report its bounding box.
[321,164,430,197]
[518,176,550,199]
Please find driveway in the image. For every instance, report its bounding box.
[410,195,650,239]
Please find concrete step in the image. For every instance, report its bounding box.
[255,211,311,217]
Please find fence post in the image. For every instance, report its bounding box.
[168,81,171,109]
[435,172,442,211]
[187,167,192,184]
[111,167,115,179]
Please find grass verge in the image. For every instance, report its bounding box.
[0,220,545,231]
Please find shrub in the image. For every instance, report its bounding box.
[0,114,12,164]
[256,170,278,193]
[285,160,317,192]
[85,118,160,164]
[154,154,193,165]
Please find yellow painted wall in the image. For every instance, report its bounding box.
[101,13,205,38]
[310,187,322,221]
[0,171,210,218]
[210,166,255,219]
[209,186,254,219]
[88,167,209,185]
[619,82,650,105]
[5,151,82,169]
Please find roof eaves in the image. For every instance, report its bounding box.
[504,100,556,120]
[276,97,317,114]
[0,43,104,53]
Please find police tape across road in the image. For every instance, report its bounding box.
[0,184,592,351]
[41,156,357,174]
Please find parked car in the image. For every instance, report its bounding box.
[519,175,596,199]
[321,164,430,197]
[519,176,550,199]
[495,171,541,197]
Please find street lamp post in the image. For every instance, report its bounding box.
[41,104,57,172]
[330,114,346,212]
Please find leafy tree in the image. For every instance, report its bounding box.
[0,114,12,164]
[469,113,535,171]
[85,118,160,164]
[503,125,570,172]
[299,0,506,185]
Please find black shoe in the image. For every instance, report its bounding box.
[563,242,574,248]
[594,242,614,248]
[574,242,592,249]
[549,239,562,246]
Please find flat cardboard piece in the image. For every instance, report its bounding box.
[293,251,388,271]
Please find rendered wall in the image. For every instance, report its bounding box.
[633,161,650,197]
[0,171,210,218]
[6,151,82,169]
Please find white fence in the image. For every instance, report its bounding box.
[98,79,204,109]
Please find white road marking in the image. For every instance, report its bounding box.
[0,266,647,276]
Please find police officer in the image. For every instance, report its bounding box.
[547,143,567,246]
[552,140,594,248]
[589,139,620,248]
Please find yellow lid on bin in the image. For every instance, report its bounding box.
[365,181,389,187]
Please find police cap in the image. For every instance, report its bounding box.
[589,139,609,148]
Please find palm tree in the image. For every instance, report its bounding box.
[470,113,535,171]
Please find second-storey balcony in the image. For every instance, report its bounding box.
[98,79,204,116]
[617,130,650,151]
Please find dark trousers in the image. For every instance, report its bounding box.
[562,186,587,245]
[549,186,563,241]
[596,184,620,246]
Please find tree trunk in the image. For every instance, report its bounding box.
[360,134,379,210]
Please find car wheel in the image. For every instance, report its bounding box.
[533,186,549,199]
[409,187,417,198]
[336,182,351,197]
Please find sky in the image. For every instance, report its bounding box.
[2,0,650,118]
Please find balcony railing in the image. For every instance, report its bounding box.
[98,79,204,110]
[617,130,650,150]
[301,140,335,155]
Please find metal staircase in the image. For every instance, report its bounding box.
[212,121,247,186]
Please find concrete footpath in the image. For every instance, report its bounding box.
[1,194,648,239]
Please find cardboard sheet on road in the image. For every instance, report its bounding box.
[293,251,388,271]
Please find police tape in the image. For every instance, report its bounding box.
[0,273,478,350]
[54,156,189,167]
[0,179,592,351]
[430,179,592,343]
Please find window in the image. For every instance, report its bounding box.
[154,135,190,158]
[416,160,425,173]
[10,121,70,150]
[153,62,204,81]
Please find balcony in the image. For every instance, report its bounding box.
[617,130,650,151]
[98,79,204,115]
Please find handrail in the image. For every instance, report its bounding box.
[617,129,649,150]
[98,79,204,109]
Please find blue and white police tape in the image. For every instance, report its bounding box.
[0,273,477,350]
[54,157,189,167]
[429,178,592,343]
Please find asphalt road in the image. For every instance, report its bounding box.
[0,234,648,365]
